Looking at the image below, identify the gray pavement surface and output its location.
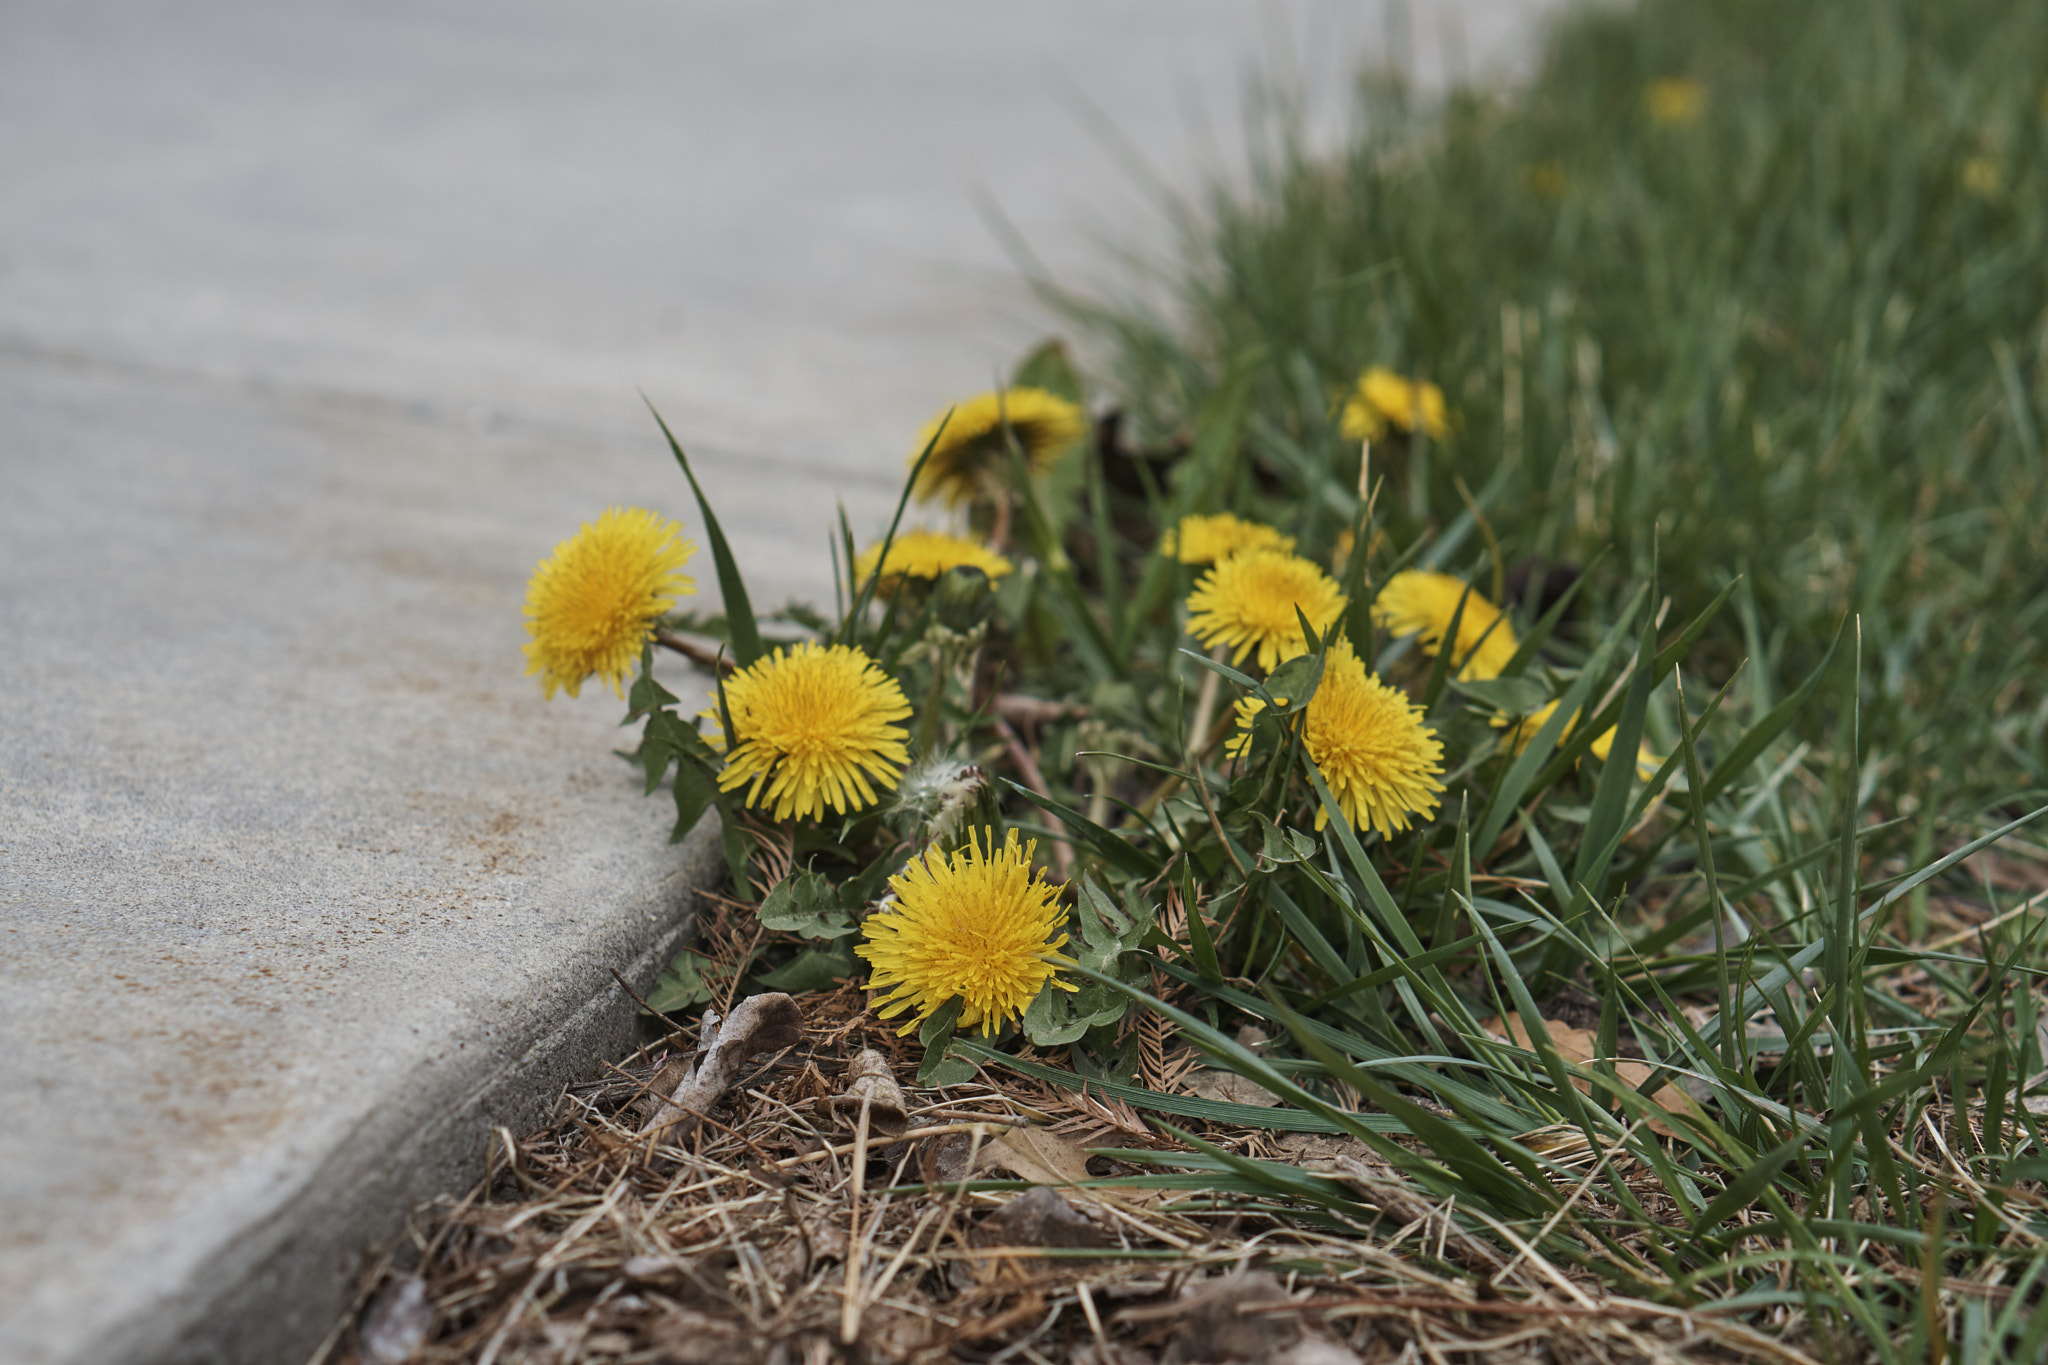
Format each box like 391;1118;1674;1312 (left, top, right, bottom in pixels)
0;3;1559;1361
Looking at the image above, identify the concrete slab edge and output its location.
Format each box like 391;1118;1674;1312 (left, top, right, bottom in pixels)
98;817;726;1365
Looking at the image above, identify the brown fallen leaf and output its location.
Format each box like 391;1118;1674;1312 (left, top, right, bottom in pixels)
1479;1012;1703;1139
638;992;804;1140
1183;1067;1283;1108
977;1124;1165;1211
821;1047;909;1136
976;1185;1106;1249
1272;1131;1376;1165
982;1123;1095;1186
1118;1271;1298;1362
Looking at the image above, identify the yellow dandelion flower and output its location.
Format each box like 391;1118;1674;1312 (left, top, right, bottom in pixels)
1186;549;1347;673
857;829;1077;1036
1962;156;2002;199
1226;638;1443;835
716;641;913;821
1160;512;1297;565
1338;367;1450;443
1372;570;1518;682
908;387;1088;507
522;507;696;699
1330;525;1387;577
1526;158;1568;200
1492;700;1660;780
852;530;1013;592
1644;77;1706;126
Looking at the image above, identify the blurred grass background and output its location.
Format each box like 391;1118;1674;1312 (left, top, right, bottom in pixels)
1076;0;2048;842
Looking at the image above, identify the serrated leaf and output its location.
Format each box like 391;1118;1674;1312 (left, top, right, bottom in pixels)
1260;822;1318;865
919;996;964;1047
1023;980;1126;1046
646;948;715;1013
755;870;855;939
625;641;681;722
1261;650;1326;714
920;1053;980;1088
754;945;855;992
669;756;718;843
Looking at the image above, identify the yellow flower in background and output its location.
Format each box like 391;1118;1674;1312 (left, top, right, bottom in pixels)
858;829;1076;1036
1338;367;1450;443
522;507;696;699
908;387;1088;507
1227;638;1443;836
852;530;1013;591
1330;525;1387;577
1186;549;1347;673
716;642;912;821
1492;700;1660;780
1644;77;1706;126
1161;512;1296;565
1526;158;1568;200
1372;570;1518;681
1962;156;2002;199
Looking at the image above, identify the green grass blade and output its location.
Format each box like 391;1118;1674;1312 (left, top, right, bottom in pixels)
644;400;764;668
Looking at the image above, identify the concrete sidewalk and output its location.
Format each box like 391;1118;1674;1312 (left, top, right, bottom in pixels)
0;3;1554;1361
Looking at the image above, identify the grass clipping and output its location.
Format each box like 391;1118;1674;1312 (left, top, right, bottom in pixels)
325;983;1820;1365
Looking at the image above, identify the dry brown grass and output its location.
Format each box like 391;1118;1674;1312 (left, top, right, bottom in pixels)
319;982;1819;1365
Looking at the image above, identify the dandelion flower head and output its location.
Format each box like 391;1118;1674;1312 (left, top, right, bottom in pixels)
1493;700;1660;780
1339;367;1449;443
857;828;1076;1036
1227;638;1444;836
1372;570;1518;682
522;507;696;699
1962;156;2001;199
1160;512;1296;565
1644;77;1706;126
1526;159;1568;200
852;530;1013;593
908;387;1088;507
1186;549;1347;673
716;641;913;821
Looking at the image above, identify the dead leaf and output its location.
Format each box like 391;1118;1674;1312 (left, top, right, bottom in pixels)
976;1125;1166;1212
357;1272;431;1365
1479;1013;1703;1139
639;992;803;1140
1184;1067;1283;1107
976;1185;1106;1249
982;1124;1096;1187
1272;1132;1376;1165
822;1047;908;1136
1118;1271;1297;1362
